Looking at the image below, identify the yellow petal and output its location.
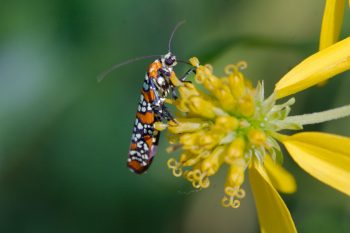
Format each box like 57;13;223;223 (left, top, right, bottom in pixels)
319;0;345;50
264;156;297;194
275;37;350;99
282;132;350;195
249;164;297;233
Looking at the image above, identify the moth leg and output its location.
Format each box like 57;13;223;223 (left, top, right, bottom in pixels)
171;87;178;100
169;68;196;100
153;104;177;124
180;67;196;82
161;105;176;122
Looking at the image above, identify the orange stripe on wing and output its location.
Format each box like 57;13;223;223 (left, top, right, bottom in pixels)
136;111;155;124
142;89;155;102
144;135;153;150
128;160;148;174
130;143;137;150
148;61;162;78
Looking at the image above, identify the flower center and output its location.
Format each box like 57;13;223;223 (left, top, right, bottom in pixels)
158;57;299;208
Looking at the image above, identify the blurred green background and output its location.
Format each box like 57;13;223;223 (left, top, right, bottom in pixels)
1;0;350;232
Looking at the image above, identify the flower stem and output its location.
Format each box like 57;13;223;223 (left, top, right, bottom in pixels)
285;104;350;125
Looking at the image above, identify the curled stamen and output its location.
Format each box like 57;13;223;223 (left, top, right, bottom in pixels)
198;172;210;188
232;199;240;208
167;158;178;169
185;168;201;181
204;64;213;72
167;158;183;177
173;167;183;177
185;169;210;189
192;179;201;189
185;170;195;182
237;61;248;70
221;196;241;208
236;188;246;199
224;64;238;75
192;169;202;180
225;186;238;197
224;186;246;201
221;196;231;207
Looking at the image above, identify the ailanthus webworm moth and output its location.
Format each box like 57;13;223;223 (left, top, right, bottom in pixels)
98;21;195;174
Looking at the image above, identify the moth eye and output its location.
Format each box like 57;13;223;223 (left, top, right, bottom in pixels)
165;57;174;66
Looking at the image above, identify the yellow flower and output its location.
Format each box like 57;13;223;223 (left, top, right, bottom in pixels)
319;0;345;50
275;36;350;98
318;0;345;86
158;48;350;233
153;3;350;232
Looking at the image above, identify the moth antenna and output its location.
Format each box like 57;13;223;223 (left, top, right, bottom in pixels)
168;20;186;52
177;59;192;66
97;55;161;82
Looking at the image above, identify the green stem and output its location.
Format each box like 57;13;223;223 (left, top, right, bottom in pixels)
285;104;350;125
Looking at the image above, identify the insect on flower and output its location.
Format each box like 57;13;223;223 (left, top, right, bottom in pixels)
98;21;195;174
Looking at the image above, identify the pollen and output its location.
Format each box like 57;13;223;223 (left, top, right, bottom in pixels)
166;57;298;208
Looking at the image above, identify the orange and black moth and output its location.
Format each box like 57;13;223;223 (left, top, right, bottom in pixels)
127;52;191;173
